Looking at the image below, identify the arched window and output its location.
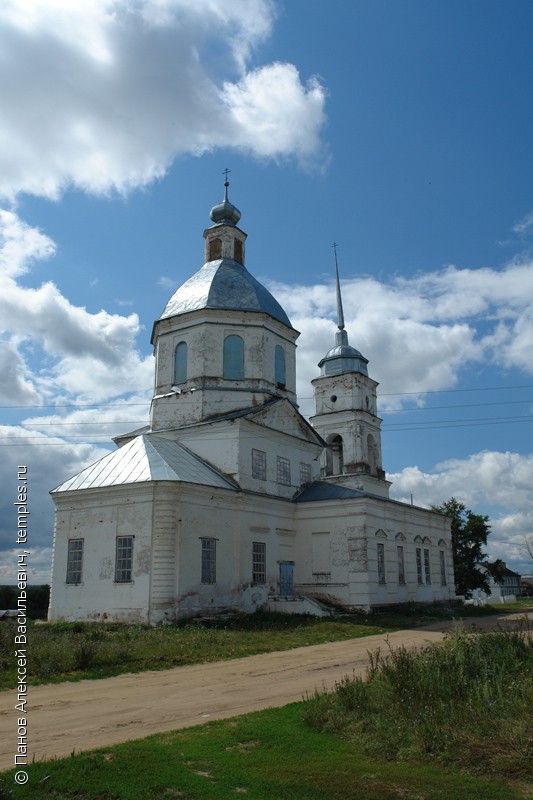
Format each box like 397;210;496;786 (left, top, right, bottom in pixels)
174;341;187;384
324;434;343;476
223;335;244;379
367;433;377;474
275;345;286;388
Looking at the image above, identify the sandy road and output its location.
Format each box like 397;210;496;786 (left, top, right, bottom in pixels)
0;611;528;771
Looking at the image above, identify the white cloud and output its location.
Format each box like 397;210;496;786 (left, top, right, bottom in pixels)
0;211;154;403
270;258;533;416
0;209;55;277
0;425;111;560
0;341;41;405
0;0;326;201
388;451;533;572
512;210;533;235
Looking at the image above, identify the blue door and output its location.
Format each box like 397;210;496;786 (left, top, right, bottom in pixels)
279;562;294;597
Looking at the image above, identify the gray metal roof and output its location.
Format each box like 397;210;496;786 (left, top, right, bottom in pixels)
294;481;366;502
160;259;293;328
318;329;368;377
52;435;237;493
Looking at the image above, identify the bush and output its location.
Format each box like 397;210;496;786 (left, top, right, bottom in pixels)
303;623;533;778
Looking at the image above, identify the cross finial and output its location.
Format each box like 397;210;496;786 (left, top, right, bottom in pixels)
222;168;231;201
332;242;345;331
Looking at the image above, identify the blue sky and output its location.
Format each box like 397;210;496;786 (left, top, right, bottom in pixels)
1;0;532;583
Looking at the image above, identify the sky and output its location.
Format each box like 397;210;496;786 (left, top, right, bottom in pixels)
1;0;533;584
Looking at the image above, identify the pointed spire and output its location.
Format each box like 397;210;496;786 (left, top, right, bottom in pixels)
316;243;369;377
333;243;345;331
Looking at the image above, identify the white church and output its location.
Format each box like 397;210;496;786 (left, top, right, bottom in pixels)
48;182;455;623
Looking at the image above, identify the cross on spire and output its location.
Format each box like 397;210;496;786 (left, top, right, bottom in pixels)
222;168;231;201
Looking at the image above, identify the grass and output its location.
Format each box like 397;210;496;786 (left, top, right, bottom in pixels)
0;612;391;689
0;603;514;690
303;623;533;781
0;702;528;800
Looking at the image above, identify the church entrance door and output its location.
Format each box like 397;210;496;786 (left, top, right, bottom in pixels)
279;562;294;597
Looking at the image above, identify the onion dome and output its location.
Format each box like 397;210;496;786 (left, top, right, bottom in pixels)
209;179;241;226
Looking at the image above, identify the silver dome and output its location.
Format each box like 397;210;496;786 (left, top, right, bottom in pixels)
160;259;293;328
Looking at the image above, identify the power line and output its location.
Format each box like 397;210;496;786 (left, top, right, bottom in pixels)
1;383;533;410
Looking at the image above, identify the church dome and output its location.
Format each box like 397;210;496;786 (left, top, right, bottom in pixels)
160;259;293;328
159;179;293;329
319;332;369;377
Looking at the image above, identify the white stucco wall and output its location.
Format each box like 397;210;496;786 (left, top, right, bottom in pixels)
49;486;155;623
295;496;454;610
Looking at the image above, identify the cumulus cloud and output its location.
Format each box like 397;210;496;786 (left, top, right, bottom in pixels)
0;424;111;559
388;451;533;572
0;211;154;403
0;0;326;200
270;258;533;415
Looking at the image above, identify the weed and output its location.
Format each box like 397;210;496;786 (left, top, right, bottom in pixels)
303;623;533;779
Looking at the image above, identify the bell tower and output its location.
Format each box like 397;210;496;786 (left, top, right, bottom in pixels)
310;254;390;498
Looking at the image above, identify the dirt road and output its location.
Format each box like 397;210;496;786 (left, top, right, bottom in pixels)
0;611;528;771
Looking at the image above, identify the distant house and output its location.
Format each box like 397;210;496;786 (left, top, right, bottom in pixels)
48;184;455;624
474;561;521;602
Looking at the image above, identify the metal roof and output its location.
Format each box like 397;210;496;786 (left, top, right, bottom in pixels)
52;435;237;493
160;259;293;328
294;481;366;502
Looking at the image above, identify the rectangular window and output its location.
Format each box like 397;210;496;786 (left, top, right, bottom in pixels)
397;545;405;585
416;547;423;585
252;541;266;584
201;537;216;584
299;462;311;486
252;449;267;480
377;542;386;584
424;548;431;584
115;536;134;583
66;538;84;584
276;456;291;486
440;550;447;585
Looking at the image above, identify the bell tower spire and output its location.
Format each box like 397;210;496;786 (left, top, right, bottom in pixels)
333;243;345;331
310;248;390;497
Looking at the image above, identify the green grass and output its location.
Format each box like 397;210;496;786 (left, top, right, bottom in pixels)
303;623;533;781
0;604;513;690
0;612;391;689
0;703;528;800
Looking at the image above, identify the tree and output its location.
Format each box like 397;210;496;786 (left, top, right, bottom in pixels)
523;534;533;562
432;497;491;597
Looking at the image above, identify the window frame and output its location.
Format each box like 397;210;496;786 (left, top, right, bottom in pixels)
201;537;217;584
252;541;266;584
397;544;406;585
439;550;447;586
252;448;267;481
416;547;423;585
299;462;311;486
424;548;431;585
174;341;187;385
377;542;386;585
66;538;84;585
223;334;244;380
275;344;286;388
276;455;291;486
115;536;134;583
